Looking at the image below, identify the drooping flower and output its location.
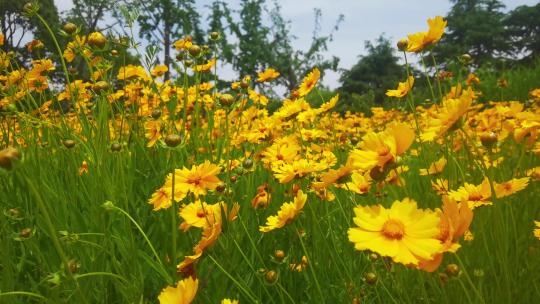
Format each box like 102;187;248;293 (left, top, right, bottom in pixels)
257;68;280;82
406;16;447;53
260;190;307;232
145;120;162;147
418;196;473;272
297;67;320;97
158;276;198;304
348;198;442;266
386;76;414;98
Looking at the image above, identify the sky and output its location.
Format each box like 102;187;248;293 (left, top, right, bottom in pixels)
53;0;538;89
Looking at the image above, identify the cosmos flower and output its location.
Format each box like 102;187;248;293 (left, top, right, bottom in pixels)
260;190;307;232
406;16;447;53
158;276;198;304
348;198;442;266
386;76;414;98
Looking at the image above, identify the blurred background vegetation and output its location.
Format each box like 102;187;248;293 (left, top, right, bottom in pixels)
2;0;539;113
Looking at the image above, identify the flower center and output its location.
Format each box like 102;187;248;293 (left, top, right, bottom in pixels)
377;146;390;156
469;194;482;201
381;219;405;240
188;176;202;185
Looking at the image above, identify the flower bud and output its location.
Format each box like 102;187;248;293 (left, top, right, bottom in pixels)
63;22;77;34
88;32;107;48
110;143;122;152
265;270;278;284
63;139;76;149
445;263;459;277
220;94;235;107
164;134;182;147
480;132;497;147
274;250;285;262
20;227;33;238
243;158;253;169
188;45;201;57
397;39;408;51
364;272;377;285
210;32;220;40
151;109;162;119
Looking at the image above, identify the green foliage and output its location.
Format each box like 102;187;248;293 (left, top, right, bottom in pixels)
338;35;406;109
504;3;540;63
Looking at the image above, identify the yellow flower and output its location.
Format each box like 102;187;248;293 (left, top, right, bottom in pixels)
257;68;280;82
419;157;447;176
158;277;198;304
145;120;162;147
431;178;449;195
179;200;223;231
260;190;307;232
386;76;414;98
118;64;150;81
349;122;415;172
418;196;473;272
0;33;4;46
78;160;89;176
406;16;446;53
252;183;271;209
221;299;239;304
338;171;371;195
534;221;540;240
494;177;529;198
151;65;168;77
448;178;492;209
173;161;222;197
348;198;442;266
173;36;193;51
421;94;473;142
193;58;216;73
297;67;320;97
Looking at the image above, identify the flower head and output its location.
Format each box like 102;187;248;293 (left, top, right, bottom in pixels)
348;198;442;266
260;190;307;232
386;76;414;98
406;16;446;53
174;161;222;197
158;277;198;304
257;68;280;82
297;68;320;97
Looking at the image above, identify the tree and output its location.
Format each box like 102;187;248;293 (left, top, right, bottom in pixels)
221;0;342;94
504;3;540;63
339;35;406;103
135;0;204;80
433;0;508;67
1;0;60;60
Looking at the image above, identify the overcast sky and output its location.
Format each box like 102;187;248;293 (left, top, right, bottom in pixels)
53;0;538;89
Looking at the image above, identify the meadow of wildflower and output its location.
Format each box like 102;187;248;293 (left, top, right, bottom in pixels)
1;4;540;304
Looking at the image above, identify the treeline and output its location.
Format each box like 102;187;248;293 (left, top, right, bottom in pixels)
2;0;539;112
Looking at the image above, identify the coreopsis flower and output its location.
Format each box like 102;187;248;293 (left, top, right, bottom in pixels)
145;120;162;147
494;177;529;198
526;167;540;180
173;36;193;51
177;222;223;275
179;200;223;231
529;88;540;101
338;171;371;195
534;221;540;240
348;122;415;173
431;179;449;195
259;190;307;232
63;35;86;62
173;161;222;197
117;65;150;81
78;160;89;176
289;255;308;272
421;93;473;142
148;186;173;211
252;184;272;209
386;76;414;98
448;178;492;209
271;159;326;184
419;157;447;176
193;58;216;73
158;276;198;304
419;196;473;272
312;162;355;191
257;68;280;82
221;299;239;304
466;73;480;86
151;65;168;77
406;16;447;53
348;198;442;266
297;67;320;97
